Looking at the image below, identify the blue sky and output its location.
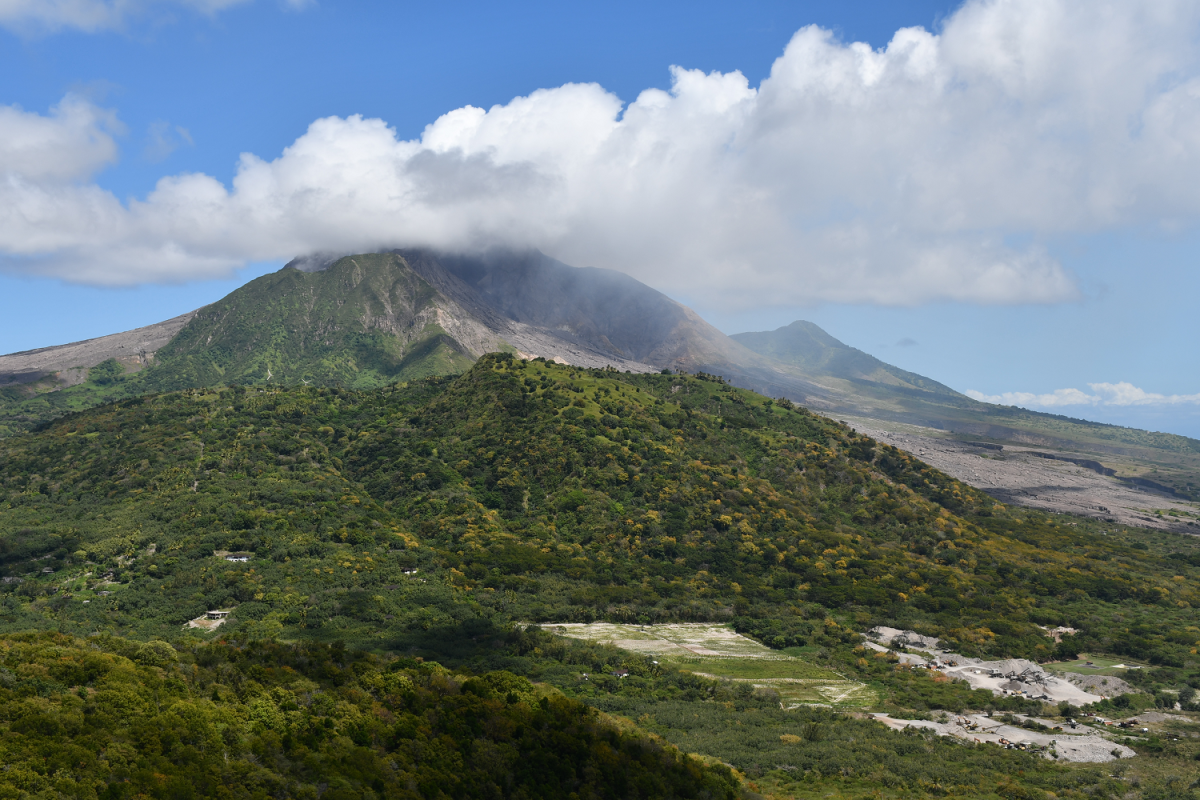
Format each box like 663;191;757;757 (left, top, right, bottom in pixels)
2;0;1199;437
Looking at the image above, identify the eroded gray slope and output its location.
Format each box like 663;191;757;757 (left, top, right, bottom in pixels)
0;312;197;389
398;249;834;400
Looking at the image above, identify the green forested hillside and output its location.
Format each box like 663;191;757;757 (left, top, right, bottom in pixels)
2;356;1196;660
148;254;478;391
1;356;1199;797
0;632;740;800
0;630;1169;800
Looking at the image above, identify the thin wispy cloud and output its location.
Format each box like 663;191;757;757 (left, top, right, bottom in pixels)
967;382;1200;409
2;0;1200;308
0;0;261;34
0;0;311;34
142;120;193;163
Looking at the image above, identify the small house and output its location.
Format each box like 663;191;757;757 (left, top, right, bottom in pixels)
206;610;230;620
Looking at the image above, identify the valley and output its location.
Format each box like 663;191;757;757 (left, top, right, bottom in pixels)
0;356;1197;796
1;254;1199;797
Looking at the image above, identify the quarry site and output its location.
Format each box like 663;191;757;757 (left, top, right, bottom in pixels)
866;627;1134;705
862;627;1175;762
541;622;1163;763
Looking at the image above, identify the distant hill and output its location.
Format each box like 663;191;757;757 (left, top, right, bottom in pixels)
732;320;1200;499
731;320;960;397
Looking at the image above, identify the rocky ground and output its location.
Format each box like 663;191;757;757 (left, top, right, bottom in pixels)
870;712;1135;762
0;312;196;388
867;627;1112;705
864;626;1152;762
849;420;1199;532
1066;673;1139;696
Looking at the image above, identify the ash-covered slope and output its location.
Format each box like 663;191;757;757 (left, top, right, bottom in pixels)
733;320;1200;499
398;248;837;403
0;312;196;391
404;248;736;366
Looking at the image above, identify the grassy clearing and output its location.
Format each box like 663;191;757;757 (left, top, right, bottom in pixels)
1046;653;1147;676
676;656;839;681
545;622;877;709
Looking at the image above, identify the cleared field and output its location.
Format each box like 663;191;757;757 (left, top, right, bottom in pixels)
542;622;875;709
1046;653;1146;676
681;656;836;680
543;621;789;659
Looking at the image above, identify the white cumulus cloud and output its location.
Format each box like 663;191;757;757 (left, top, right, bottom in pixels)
4;0;1200;305
0;94;122;181
967;382;1200;408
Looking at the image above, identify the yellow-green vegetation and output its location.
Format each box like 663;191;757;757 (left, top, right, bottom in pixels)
1;355;1198;668
1;354;1200;796
0;631;740;799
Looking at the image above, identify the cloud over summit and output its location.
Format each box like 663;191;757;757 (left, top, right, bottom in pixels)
4;0;1200;306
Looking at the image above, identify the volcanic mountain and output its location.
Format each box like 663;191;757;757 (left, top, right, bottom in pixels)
2;248;1198;500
